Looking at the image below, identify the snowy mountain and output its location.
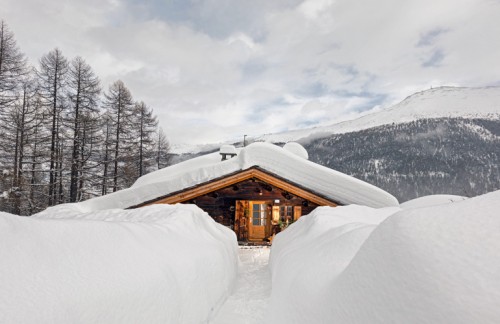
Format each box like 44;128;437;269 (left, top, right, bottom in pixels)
256;86;500;144
172;86;500;154
171;86;500;201
306;118;500;201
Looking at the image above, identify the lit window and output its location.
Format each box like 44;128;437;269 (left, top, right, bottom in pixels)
279;206;294;224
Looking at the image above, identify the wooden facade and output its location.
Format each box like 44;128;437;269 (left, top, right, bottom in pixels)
134;167;338;242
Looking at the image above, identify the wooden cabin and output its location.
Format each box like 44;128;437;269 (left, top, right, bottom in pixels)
135;166;337;242
72;142;398;244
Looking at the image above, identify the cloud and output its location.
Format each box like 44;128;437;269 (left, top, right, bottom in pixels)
417;28;450;47
422;49;446;68
1;0;500;146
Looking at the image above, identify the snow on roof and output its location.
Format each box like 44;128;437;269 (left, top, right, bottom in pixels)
39;142;398;215
283;142;309;159
219;144;237;155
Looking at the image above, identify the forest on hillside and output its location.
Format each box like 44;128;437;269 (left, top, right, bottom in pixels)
306;118;500;202
0;20;171;215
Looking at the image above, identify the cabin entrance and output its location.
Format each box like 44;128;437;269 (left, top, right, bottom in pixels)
248;201;271;241
235;200;272;242
234;199;305;243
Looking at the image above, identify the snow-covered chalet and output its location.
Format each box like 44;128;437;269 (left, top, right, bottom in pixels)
62;142;399;243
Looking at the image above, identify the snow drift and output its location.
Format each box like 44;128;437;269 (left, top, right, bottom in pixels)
268;205;398;323
400;194;468;209
269;191;500;323
0;204;238;324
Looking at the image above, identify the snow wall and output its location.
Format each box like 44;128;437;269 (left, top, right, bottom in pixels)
0;204;238;324
269;191;500;324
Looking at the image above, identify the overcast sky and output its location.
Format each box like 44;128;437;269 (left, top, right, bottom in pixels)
2;0;500;147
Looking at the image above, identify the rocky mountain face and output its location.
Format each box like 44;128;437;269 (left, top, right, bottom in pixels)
304;117;500;202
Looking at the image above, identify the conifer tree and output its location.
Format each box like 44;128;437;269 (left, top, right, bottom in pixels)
37;48;68;205
103;80;134;192
132;101;158;177
156;127;171;170
0;20;28;213
0;20;172;214
100;113;112;195
66;56;101;202
0;20;26;110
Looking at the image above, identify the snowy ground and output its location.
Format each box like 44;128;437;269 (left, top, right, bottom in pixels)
211;247;271;324
2;191;500;323
0;204;238;324
269;191;500;324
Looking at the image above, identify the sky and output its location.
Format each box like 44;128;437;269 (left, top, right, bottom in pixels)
1;0;500;148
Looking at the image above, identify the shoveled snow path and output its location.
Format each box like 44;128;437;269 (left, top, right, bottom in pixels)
211;246;271;324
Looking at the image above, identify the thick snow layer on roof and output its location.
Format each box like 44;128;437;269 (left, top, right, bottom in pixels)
38;142;397;216
269;190;500;323
220;144;237;155
283;142;309;159
2;204;238;323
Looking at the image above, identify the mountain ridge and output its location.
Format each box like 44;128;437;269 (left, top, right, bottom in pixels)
257;86;500;145
305;117;500;201
172;86;500;154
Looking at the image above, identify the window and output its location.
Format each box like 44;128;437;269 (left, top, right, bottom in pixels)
252;203;267;226
279;206;294;224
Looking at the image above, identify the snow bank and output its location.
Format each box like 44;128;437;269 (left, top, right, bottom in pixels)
400;194;468;209
1;204;238;324
268;205;399;323
268;191;500;323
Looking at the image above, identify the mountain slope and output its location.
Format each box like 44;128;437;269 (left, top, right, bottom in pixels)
305;118;500;201
256;86;500;144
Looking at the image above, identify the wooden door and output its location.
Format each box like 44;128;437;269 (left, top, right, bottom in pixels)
248;201;271;241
